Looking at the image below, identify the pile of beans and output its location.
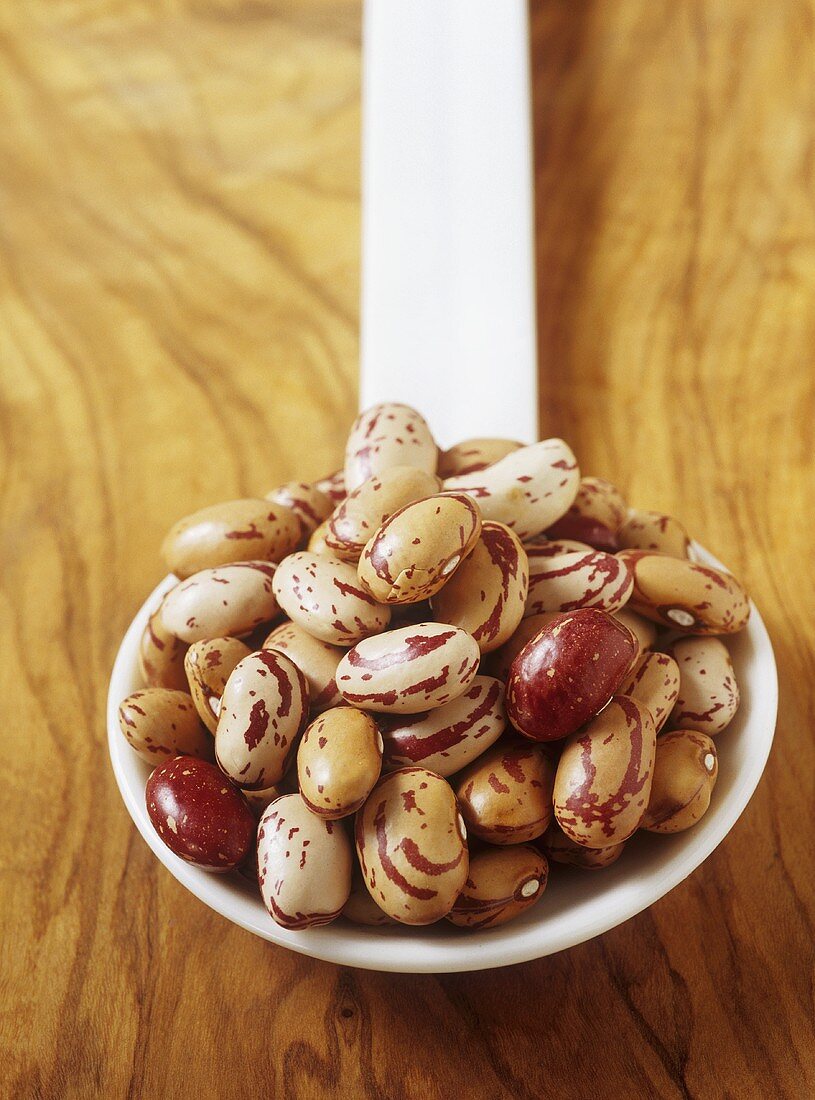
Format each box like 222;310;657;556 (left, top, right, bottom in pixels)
119;402;749;932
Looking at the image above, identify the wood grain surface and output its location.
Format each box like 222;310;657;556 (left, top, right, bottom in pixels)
1;2;813;1097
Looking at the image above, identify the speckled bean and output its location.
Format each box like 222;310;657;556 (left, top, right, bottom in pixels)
215;650;309;789
297;706;383;818
617;550;750;634
641;730;718;833
337;623;480;714
442;438;580;540
455;742;554;845
437;437;523;479
161;499;301;579
342;865;395;925
258;793;352;928
667;636;740;735
183;637;252;733
430;521;528;653
242;784;286;816
314;469;347;506
525;549;633;616
506;608;637;741
554;696;656;848
524;539;594;558
139;605;189;691
540;821;626;870
355;767;468;925
118;688;212;767
160;561;279;643
485;612;563;682
326;466;442;562
612;606;658;658
546;476;627;552
344;403;437;492
262;620;345;713
357;492;482;604
265;481;333;541
619;651;680;733
617;510;690;559
379;675;506;776
307;519;334;555
272;551;391;645
447;845;548;929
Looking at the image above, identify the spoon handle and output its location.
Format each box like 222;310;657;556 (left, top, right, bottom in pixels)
360;0;538;446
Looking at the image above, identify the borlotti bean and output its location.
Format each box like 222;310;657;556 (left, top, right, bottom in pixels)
336;623;480;714
667;636;740;736
265;481;333;542
437;437;523;479
146;756;255;871
641;730;718;833
118;689;212;767
131;401;753;937
326;466;442;562
215;650;309;790
524;549;634;617
612;606;658;658
442;438;580;541
379;675;506;776
297;707;383;819
430;522;528;653
540;821;626;870
139;606;189;690
447;845;548;929
272;551;391;645
355;767;468;925
617;550;750;634
506;608;637;741
258;794;352;928
619;651;680;733
455;742;555;845
546;477;627;552
357;492;482;604
161;561;279;643
617;509;690;559
345;403;437;492
184;637;252;733
262;621;344;713
162;499;301;579
554;696;656;848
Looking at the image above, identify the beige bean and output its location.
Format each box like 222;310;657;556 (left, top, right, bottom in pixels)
668;636;740;735
326;466;442;562
272;551;391;646
617;550;750;634
447;845;548;929
258;794;352;928
355;767;468;925
314;468;347;506
541;821;625;870
455;742;555;845
358;492;482;604
297;707;383;819
437;437;523;479
139;606;189;691
612;606;658;658
345;402;437;492
215;650;309;789
307;519;334;555
242;784;286;816
442;438;580;540
430;521;528;653
160;561;279;643
642;730;718;833
263;620;345;713
118;688;211;768
336;622;480;714
524;539;594;557
525;549;634;616
485;611;563;681
342;865;396;926
265;481;333;541
618;509;690;558
546;476;627;551
379;676;507;776
619;651;680;733
554;696;656;848
184;637;252;733
161;498;301;579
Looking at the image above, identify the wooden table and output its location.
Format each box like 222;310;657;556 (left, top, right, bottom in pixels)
2;2;813;1096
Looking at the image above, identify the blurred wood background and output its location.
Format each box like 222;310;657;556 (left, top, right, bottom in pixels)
1;1;813;1097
